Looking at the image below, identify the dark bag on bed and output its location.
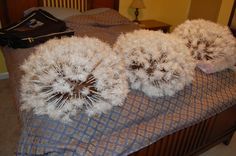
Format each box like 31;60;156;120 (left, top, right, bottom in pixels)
0;9;74;48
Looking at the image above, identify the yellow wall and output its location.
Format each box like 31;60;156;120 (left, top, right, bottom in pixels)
0;19;7;73
188;0;222;22
120;0;234;27
0;49;7;73
217;0;235;25
120;0;191;27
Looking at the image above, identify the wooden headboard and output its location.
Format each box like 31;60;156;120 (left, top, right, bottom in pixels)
1;0;119;26
38;0;119;11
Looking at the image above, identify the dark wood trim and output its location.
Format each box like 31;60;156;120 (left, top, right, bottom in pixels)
90;0;119;11
4;0;38;24
223;132;235;145
0;0;9;27
228;0;236;26
228;0;236;36
38;0;43;6
37;0;119;11
114;0;119;11
87;0;93;10
139;20;171;32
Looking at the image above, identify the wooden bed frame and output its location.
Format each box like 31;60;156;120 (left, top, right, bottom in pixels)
1;0;236;155
0;0;119;25
130;105;236;156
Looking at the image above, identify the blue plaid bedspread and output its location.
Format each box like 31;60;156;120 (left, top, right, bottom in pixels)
16;69;236;156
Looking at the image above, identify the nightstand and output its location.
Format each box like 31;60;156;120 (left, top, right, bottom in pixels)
138;20;171;33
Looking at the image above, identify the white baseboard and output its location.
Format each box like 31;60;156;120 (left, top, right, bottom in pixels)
0;72;9;80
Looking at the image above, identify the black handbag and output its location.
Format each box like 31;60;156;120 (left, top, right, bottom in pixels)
0;9;74;48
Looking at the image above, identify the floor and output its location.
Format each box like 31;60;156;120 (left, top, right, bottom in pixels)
0;79;20;156
0;79;235;156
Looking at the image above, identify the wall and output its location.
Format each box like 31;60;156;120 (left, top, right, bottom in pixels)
217;0;235;25
0;49;7;73
7;0;38;23
0;1;7;74
188;0;222;22
119;0;191;27
0;19;7;73
120;0;235;27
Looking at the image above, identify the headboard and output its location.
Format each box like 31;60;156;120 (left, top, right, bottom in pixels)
38;0;119;12
1;0;119;26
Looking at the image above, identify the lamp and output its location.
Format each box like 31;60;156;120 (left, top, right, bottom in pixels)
130;0;145;23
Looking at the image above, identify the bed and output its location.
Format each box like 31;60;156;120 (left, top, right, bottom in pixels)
1;0;236;155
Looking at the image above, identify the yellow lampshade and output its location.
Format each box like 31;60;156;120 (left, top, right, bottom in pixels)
130;0;145;9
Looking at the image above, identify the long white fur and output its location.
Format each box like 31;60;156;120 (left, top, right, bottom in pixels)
114;30;196;98
172;19;236;73
20;36;129;122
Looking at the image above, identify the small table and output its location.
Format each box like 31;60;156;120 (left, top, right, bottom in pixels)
138;20;171;33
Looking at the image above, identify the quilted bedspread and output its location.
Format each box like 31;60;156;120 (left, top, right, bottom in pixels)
2;9;236;156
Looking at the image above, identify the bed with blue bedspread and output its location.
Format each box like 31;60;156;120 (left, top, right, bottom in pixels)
3;9;236;156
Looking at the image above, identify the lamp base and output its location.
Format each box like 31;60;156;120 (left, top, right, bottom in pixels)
134;8;140;23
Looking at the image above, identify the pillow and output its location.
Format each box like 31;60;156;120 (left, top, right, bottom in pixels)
172;19;236;73
197;58;235;74
114;30;196;98
24;7;81;20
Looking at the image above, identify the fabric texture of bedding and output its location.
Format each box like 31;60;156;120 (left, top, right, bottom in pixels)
65;9;137;45
16;69;236;156
82;8;111;15
2;9;236;156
